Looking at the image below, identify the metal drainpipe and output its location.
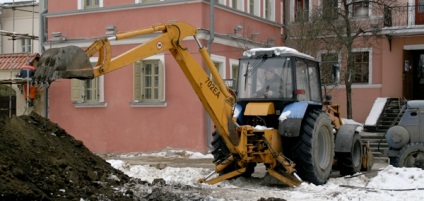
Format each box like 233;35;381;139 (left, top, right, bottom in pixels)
39;0;48;118
206;0;215;150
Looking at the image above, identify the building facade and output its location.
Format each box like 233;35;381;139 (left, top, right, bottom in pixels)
285;0;424;123
3;0;424;154
43;0;285;153
0;1;41;117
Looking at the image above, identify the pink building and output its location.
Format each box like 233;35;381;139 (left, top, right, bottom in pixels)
43;0;285;153
286;0;424;124
20;0;423;154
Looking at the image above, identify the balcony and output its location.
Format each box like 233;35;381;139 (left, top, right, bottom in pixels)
383;4;424;35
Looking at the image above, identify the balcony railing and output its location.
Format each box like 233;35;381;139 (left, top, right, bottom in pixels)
383;4;424;29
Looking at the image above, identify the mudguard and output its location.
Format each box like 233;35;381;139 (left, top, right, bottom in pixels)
334;124;360;152
278;102;309;137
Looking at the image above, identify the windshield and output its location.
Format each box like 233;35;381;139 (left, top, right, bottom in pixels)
238;57;293;99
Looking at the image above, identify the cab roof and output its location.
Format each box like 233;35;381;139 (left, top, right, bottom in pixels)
242;47;316;61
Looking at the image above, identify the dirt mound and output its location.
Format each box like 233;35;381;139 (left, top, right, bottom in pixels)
0;112;284;201
0;112;133;200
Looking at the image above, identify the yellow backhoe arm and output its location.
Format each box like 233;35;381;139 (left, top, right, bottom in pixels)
35;21;240;155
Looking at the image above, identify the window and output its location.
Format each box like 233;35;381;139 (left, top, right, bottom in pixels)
211;54;226;78
216;0;225;5
71;59;105;106
230;0;244;11
248;0;259;16
139;0;167;4
71;76;105;104
231;0;238;9
20;39;32;53
227;59;239;90
133;59;165;103
295;0;309;22
264;0;275;20
85;0;99;8
352;0;369;17
295;60;321;101
296;60;310;101
249;0;254;14
320;53;339;84
78;0;102;9
322;0;338;19
212;61;224;83
383;4;392;27
308;62;321;102
351;51;369;83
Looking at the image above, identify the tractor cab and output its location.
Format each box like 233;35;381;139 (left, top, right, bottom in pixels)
237;47;322;103
234;47;324;130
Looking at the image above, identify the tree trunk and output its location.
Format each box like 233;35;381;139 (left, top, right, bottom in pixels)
345;45;353;119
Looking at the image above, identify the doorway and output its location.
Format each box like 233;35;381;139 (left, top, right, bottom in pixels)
0;85;16;117
403;50;424;100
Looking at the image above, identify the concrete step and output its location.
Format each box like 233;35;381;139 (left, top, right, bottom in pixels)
361;132;389;163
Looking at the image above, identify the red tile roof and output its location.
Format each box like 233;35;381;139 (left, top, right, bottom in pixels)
0;53;40;70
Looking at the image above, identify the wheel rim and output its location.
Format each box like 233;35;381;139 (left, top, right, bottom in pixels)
317;125;332;169
352;140;361;167
404;151;424;168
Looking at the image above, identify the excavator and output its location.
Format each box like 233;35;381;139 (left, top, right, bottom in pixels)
32;21;374;187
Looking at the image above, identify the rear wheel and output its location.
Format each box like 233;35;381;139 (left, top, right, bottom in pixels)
336;133;363;176
211;131;256;178
398;142;424;169
289;110;334;185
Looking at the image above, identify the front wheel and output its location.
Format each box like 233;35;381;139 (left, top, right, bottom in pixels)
398;142;424;169
290;110;334;185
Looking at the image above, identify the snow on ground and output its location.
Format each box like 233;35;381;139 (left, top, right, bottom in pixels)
108;150;424;201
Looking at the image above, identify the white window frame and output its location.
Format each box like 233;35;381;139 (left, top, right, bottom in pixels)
317;50;341;85
248;0;260;17
290;0;311;22
218;0;226;5
71;77;105;105
229;59;239;90
263;0;275;21
230;0;244;11
71;57;105;107
280;1;284;28
211;54;226;78
229;59;239;80
132;54;166;107
351;0;370;18
351;48;372;85
318;0;340;19
78;0;103;10
20;38;32;53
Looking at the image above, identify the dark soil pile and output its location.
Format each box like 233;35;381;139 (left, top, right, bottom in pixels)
0;112;134;201
0;112;283;201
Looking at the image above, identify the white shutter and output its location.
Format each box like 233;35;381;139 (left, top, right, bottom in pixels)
71;79;83;102
133;62;142;101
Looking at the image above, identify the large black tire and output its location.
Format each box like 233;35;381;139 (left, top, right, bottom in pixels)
210;131;255;178
398;142;424;169
289;110;334;185
336;133;363;176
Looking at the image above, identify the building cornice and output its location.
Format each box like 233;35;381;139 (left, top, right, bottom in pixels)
44;0;202;18
382;26;424;37
43;29;266;51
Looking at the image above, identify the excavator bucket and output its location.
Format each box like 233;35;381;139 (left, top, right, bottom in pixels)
33;46;94;84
